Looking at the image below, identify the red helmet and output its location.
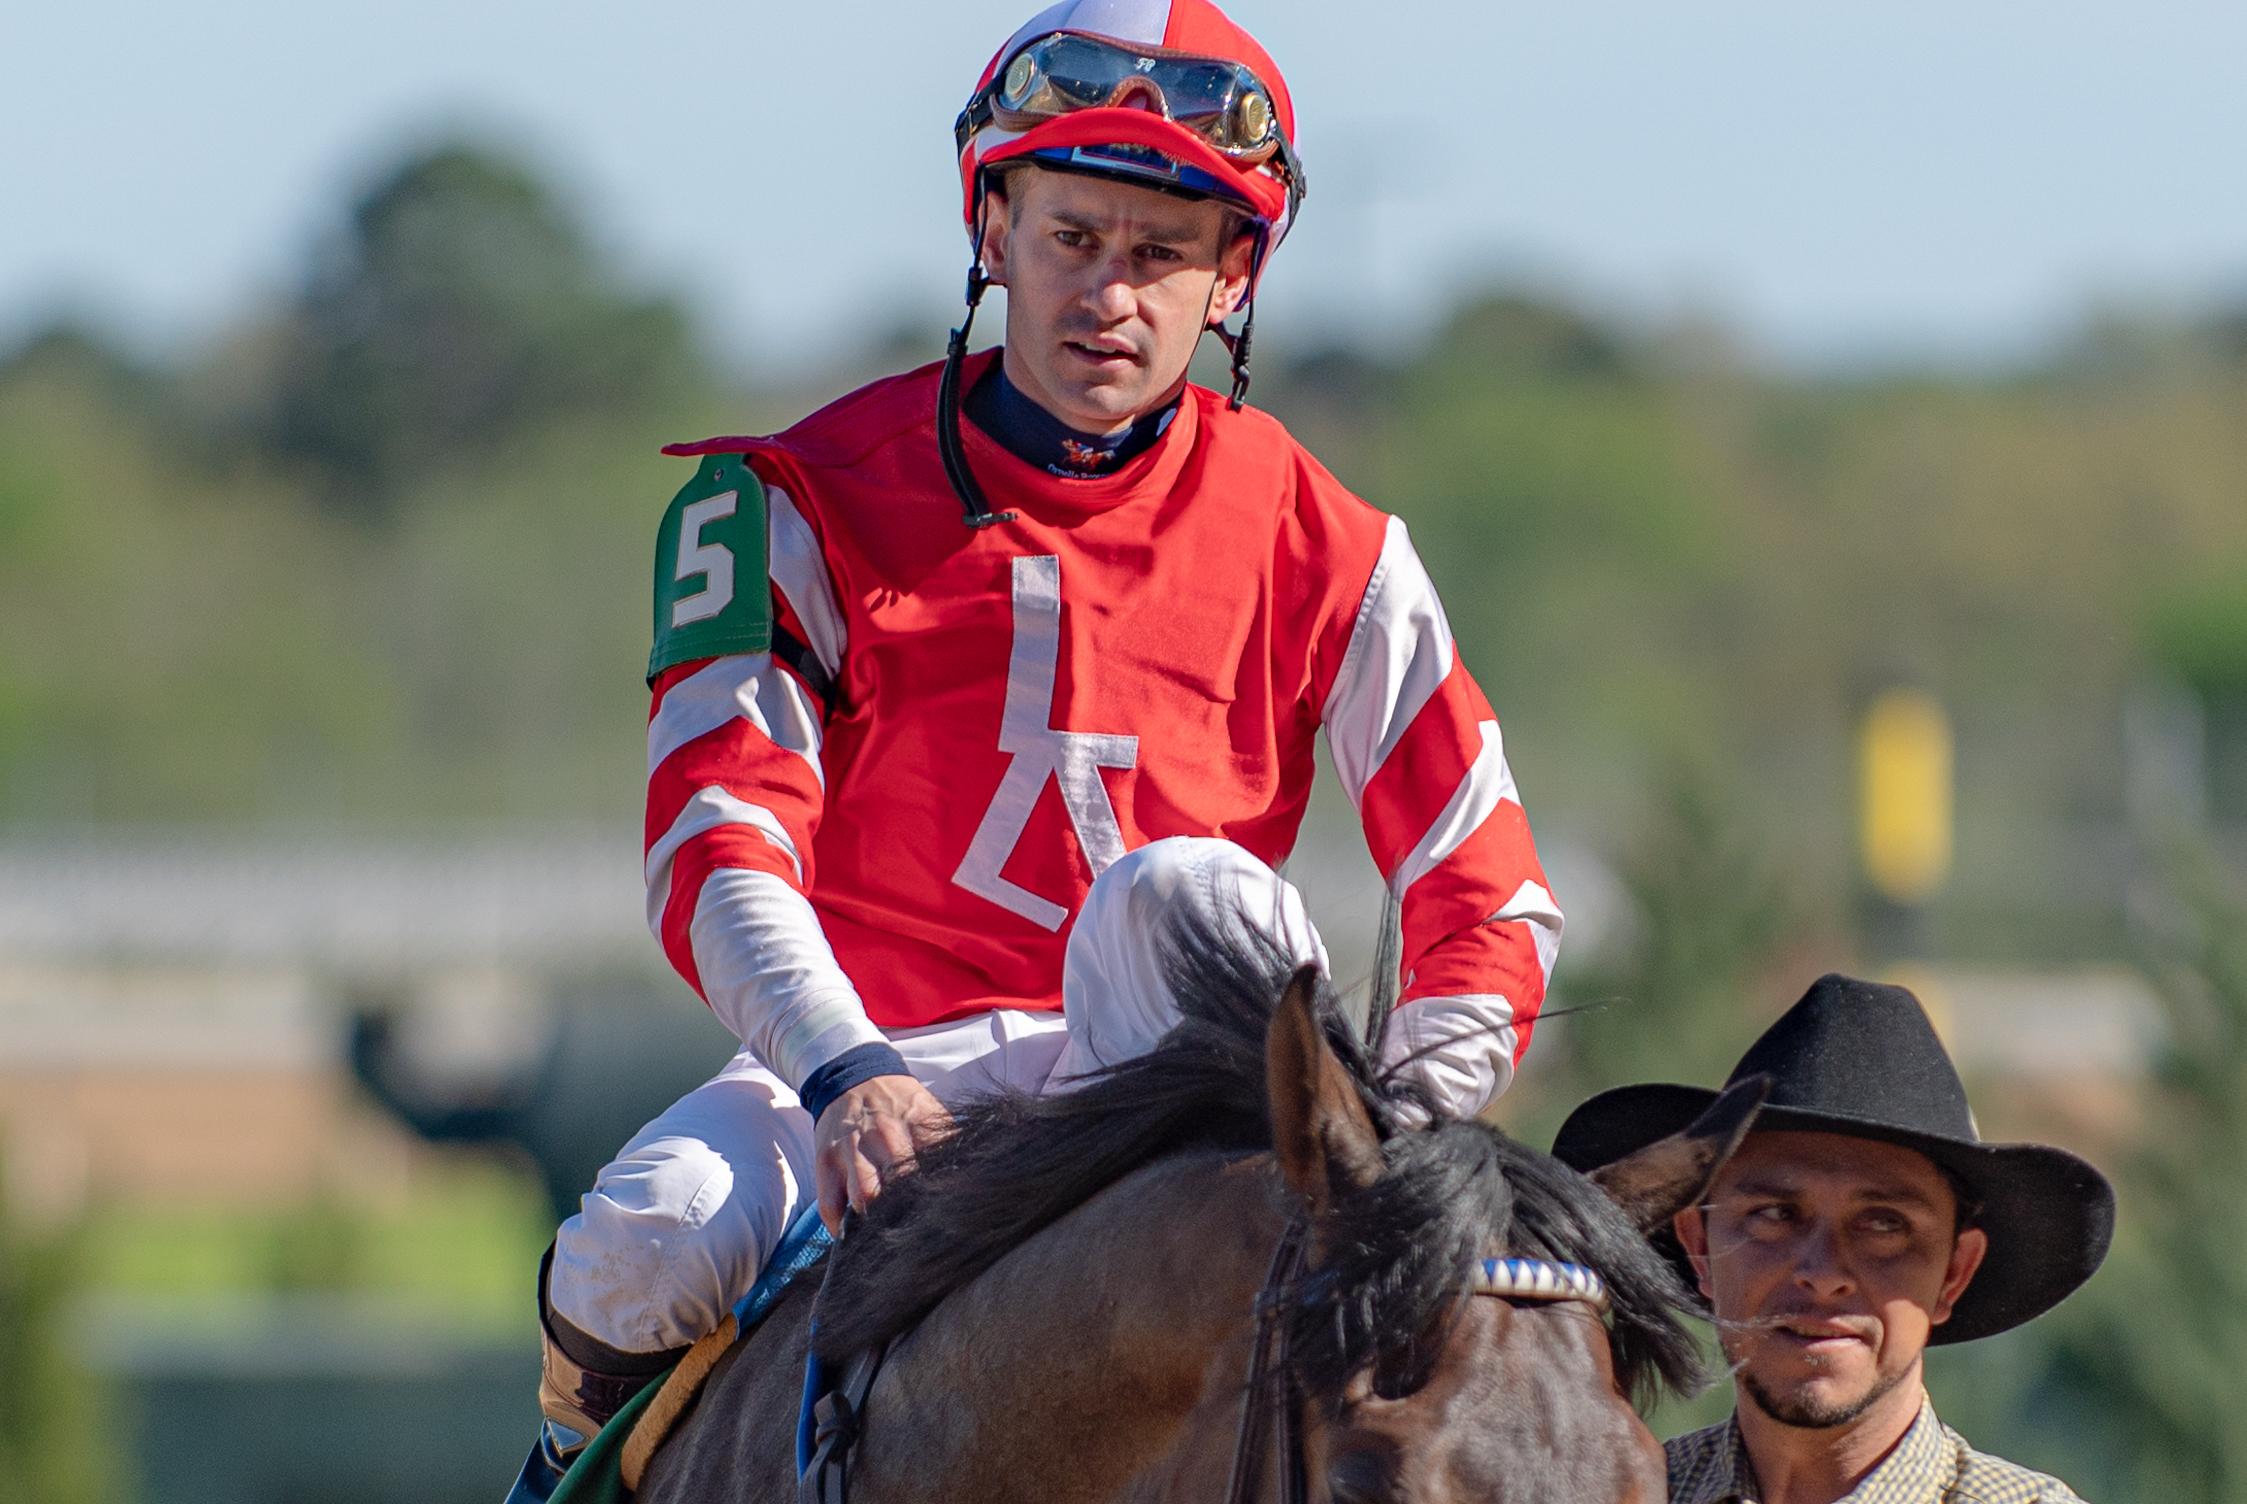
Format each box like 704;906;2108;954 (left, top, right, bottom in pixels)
955;0;1306;261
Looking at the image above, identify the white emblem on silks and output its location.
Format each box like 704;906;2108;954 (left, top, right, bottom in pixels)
952;555;1139;930
670;492;739;626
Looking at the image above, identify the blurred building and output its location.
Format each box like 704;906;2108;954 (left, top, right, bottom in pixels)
0;831;645;1218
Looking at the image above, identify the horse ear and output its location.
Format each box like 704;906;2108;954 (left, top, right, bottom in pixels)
1590;1076;1769;1234
1267;965;1383;1213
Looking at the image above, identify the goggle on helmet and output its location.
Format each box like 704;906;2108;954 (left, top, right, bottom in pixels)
991;35;1282;159
955;0;1306;264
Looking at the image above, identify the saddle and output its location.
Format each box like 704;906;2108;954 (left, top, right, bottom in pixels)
546;1203;835;1503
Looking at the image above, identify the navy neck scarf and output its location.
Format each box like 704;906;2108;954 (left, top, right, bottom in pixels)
964;358;1180;478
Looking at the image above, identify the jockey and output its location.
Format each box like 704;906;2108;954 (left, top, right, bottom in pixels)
507;1;1563;1495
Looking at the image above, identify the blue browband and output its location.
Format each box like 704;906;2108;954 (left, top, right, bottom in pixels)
1471;1258;1610;1311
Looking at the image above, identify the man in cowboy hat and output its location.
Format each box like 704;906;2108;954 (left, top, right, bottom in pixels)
1554;973;2114;1504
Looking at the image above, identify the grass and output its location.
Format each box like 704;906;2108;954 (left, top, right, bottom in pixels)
77;1159;549;1333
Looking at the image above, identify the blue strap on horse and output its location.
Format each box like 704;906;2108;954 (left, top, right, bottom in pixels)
741;1200;863;1485
797;1333;826;1479
796;1210;894;1504
798;1338;889;1504
742;1200;834;1334
716;1200;836;1478
733;1201;859;1491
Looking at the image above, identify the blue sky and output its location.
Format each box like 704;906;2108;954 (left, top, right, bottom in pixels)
5;0;2244;369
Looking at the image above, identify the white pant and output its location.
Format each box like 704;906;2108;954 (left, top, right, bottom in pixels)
548;836;1327;1355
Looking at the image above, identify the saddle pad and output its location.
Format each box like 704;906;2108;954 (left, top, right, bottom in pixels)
546;1375;664;1504
551;1204;833;1502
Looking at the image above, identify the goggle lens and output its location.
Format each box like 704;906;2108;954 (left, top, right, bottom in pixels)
989;33;1283;159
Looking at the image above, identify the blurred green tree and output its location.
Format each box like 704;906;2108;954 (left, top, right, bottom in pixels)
1544;762;1802;1101
2146;561;2247;704
267;144;699;511
0;1171;115;1504
2024;855;2247;1500
1428;291;1636;382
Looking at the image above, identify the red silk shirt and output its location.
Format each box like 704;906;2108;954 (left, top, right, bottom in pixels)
643;350;1560;1112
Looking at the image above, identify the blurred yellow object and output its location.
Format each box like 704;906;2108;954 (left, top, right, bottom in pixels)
1859;688;1955;905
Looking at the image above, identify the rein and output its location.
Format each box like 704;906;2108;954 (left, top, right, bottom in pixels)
1223;1222;1613;1504
1222;1218;1311;1504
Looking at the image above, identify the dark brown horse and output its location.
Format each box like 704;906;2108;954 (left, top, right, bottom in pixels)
639;923;1756;1502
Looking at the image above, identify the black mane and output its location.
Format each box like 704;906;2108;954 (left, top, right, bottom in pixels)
1281;1101;1708;1408
812;913;1705;1405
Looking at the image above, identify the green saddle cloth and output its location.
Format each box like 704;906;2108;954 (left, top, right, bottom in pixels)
547;1366;672;1504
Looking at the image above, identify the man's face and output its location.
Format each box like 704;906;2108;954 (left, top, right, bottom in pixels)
1673;1131;1989;1430
980;166;1253;434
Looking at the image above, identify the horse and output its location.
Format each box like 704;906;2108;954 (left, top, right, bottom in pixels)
635;918;1760;1502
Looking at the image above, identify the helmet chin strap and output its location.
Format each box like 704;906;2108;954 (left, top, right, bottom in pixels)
939;174;1017;530
1211;226;1269;411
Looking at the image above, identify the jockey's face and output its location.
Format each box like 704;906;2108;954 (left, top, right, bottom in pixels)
1673;1132;1989;1433
980;165;1253;435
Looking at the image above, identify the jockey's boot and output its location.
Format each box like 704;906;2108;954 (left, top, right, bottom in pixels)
501;1251;682;1501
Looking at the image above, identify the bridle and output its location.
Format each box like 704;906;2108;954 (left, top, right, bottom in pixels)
1221;1218;1613;1504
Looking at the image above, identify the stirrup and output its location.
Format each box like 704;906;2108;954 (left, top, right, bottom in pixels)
502;1419;586;1504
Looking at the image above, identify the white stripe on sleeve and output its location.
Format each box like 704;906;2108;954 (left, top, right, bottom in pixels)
645;787;804;935
1323;516;1457;806
1380;993;1519;1120
1387;720;1516;895
767;486;845;678
647;654;824;787
690;867;885;1090
1491;879;1564;982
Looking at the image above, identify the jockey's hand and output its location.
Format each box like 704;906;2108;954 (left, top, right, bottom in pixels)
812;1074;951;1236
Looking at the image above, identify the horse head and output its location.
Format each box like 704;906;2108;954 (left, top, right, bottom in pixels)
1265;966;1764;1504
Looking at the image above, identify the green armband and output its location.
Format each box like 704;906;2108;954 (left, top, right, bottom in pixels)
648;453;772;680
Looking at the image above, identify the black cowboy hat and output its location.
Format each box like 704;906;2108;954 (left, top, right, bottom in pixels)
1552;972;2115;1344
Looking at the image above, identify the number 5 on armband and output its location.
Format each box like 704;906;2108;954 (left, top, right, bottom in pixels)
649;453;773;681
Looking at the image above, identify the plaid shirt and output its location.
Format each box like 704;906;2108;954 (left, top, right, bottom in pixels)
1665;1398;2088;1504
